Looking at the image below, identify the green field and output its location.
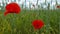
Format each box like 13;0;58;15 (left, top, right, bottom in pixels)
0;9;60;34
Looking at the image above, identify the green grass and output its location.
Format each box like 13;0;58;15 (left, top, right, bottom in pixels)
0;9;59;34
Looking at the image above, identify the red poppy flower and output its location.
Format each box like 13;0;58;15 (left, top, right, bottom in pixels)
4;2;21;16
56;5;60;8
32;20;44;30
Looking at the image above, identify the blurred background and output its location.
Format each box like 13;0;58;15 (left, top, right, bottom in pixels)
0;0;60;10
0;0;60;34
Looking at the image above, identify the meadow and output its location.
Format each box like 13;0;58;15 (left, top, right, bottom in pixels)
0;9;60;34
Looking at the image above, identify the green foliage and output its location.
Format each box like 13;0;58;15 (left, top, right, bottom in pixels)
0;10;59;34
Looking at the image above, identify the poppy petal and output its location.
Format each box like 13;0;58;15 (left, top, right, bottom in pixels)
4;2;21;16
32;20;44;30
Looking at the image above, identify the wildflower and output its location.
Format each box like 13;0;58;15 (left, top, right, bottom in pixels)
56;5;60;8
4;2;21;16
32;20;44;30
